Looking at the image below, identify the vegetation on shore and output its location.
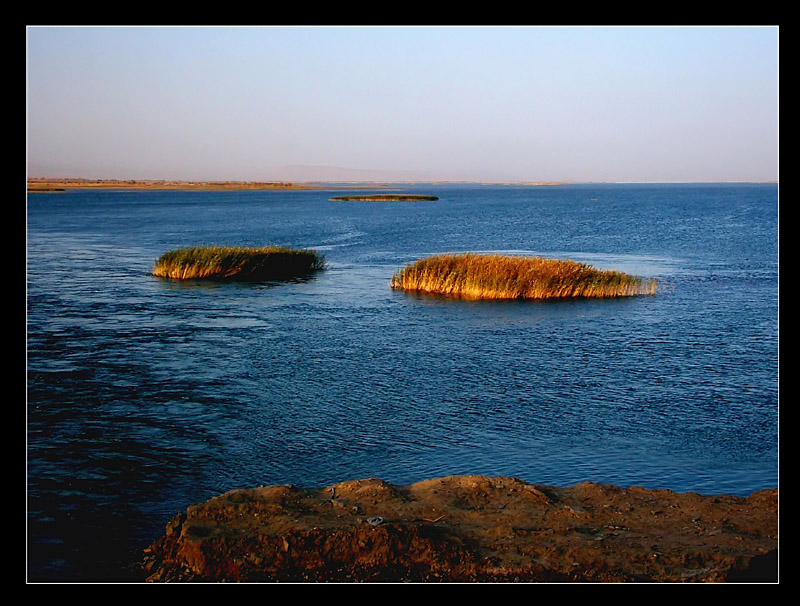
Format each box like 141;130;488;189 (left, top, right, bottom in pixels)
152;245;325;281
26;187;65;193
391;253;658;300
330;194;439;201
27;178;307;191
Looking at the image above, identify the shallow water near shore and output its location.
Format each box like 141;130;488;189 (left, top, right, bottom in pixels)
26;183;778;581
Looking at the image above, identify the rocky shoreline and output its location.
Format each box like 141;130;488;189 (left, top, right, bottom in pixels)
141;475;778;583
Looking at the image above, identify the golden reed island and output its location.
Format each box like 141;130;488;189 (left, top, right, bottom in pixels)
391;253;658;300
152;246;325;281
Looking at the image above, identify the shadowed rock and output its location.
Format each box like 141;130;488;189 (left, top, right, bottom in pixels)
141;475;777;582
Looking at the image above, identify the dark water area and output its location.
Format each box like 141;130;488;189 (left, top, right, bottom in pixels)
26;183;779;581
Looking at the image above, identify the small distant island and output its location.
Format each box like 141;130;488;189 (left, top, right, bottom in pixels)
330;194;439;202
391;253;658;300
152;245;325;281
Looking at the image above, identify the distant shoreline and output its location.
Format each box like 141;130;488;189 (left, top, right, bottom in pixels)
26;177;776;193
26;178;317;192
26;178;568;193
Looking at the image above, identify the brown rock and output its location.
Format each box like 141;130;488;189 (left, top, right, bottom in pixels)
141;475;778;583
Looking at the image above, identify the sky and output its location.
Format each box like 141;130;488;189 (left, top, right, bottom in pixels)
26;26;779;183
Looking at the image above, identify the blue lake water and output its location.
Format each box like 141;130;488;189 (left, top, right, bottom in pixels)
26;183;779;581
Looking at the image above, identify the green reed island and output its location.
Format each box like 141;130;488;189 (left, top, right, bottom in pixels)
152;245;325;281
330;194;439;202
391;253;658;300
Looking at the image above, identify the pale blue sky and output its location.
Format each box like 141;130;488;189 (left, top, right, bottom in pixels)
26;26;779;183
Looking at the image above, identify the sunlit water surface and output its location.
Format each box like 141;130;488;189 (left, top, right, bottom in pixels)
27;183;778;580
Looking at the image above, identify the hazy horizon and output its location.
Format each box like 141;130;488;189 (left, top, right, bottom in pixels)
27;26;779;184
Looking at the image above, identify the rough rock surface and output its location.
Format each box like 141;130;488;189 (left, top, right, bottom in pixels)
141;475;778;583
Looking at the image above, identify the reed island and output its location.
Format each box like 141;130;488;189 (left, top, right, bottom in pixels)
330;194;439;201
391;253;658;300
152;245;325;281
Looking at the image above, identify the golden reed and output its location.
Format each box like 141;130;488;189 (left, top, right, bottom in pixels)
391;253;658;300
152;245;325;281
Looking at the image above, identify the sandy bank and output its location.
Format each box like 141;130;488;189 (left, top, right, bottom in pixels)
141;475;777;583
27;178;313;192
